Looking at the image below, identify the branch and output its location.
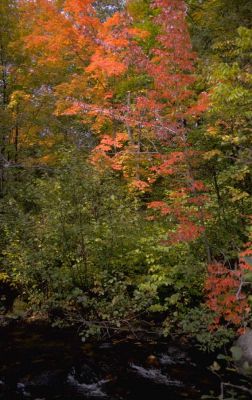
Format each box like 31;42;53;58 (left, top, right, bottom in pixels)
220;382;252;399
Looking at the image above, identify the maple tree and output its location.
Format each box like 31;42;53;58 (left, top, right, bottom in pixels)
52;0;211;251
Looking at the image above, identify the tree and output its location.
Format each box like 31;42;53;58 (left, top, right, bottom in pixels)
187;0;252;258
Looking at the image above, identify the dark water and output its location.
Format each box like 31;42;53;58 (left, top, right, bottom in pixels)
0;323;242;400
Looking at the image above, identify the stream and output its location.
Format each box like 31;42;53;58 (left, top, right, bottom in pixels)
0;322;249;400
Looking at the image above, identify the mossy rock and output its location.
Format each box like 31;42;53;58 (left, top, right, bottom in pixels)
233;330;252;376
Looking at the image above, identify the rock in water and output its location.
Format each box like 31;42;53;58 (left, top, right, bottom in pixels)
232;330;252;376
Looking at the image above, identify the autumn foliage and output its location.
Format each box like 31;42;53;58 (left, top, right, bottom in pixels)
204;239;252;333
18;0;250;330
1;0;251;343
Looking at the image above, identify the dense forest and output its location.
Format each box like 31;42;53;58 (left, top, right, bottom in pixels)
0;0;251;356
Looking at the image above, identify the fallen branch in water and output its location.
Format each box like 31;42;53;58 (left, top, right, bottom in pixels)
66;313;161;340
220;382;252;399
